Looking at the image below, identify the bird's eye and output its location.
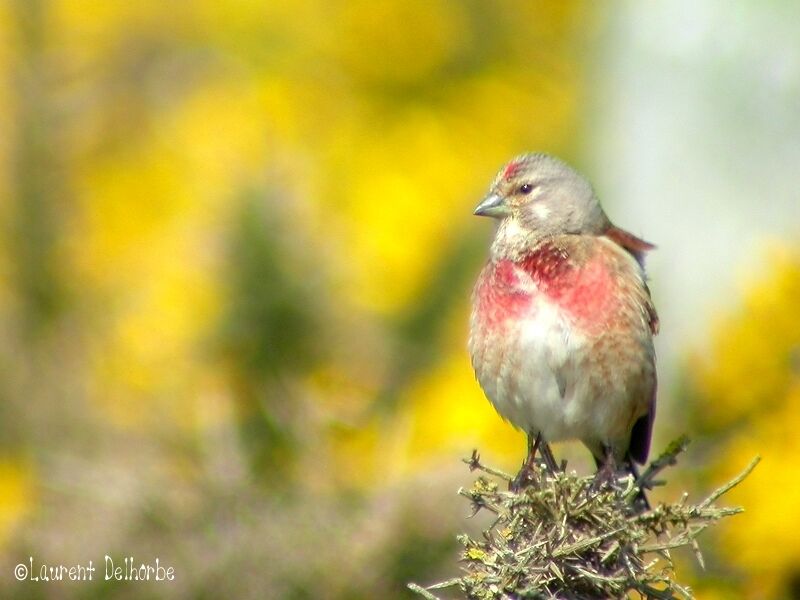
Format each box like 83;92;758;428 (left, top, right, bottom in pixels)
519;183;534;195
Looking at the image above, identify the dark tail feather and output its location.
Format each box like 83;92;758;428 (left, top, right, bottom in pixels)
629;412;654;466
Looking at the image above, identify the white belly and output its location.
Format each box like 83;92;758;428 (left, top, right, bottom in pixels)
471;294;628;445
501;296;584;439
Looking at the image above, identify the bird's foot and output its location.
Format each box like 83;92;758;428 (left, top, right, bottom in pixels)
539;441;563;474
591;462;616;493
509;462;538;492
590;449;619;495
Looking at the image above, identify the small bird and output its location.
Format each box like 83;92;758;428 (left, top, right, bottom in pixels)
468;153;658;496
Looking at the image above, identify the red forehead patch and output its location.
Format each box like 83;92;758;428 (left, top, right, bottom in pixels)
502;160;523;180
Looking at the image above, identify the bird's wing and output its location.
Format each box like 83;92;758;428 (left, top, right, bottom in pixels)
634;287;659;464
603;225;659;336
643;281;659;336
628;378;656;464
594;232;659;464
604;225;655;268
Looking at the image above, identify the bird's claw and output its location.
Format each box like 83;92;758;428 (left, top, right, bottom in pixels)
509;462;538;492
590;463;616;493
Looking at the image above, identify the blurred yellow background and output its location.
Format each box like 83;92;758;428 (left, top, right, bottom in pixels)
1;1;799;598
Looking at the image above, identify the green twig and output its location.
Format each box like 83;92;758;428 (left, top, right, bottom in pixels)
407;583;443;600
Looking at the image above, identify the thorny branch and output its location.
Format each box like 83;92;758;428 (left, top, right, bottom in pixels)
409;438;759;600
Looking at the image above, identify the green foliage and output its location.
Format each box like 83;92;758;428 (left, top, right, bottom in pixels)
221;190;322;378
9;0;69;336
217;190;324;481
379;229;487;410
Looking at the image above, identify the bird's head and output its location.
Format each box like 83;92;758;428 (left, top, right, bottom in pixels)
474;153;610;238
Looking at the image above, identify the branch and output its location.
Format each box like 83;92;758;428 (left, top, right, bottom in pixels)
409;438;758;600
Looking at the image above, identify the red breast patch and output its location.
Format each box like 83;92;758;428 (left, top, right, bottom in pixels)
474;261;531;330
517;243;619;333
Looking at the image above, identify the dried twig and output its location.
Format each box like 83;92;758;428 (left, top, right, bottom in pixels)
410;438;756;600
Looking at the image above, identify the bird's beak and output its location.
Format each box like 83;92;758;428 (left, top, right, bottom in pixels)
473;193;509;218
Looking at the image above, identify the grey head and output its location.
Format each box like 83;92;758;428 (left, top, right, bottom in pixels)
473;153;610;237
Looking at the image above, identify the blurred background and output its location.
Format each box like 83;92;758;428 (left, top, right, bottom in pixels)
0;1;799;598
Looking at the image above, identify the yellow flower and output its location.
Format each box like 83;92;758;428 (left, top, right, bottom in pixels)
691;247;800;429
0;459;34;546
689;245;800;597
401;348;524;475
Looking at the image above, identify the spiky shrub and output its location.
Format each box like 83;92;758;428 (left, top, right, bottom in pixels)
410;438;758;600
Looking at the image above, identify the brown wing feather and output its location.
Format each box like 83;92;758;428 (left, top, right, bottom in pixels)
603;225;659;336
644;282;659;335
628;377;656;464
604;225;655;268
602;226;659;464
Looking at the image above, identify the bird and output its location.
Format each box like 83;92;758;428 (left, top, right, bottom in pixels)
468;153;658;500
